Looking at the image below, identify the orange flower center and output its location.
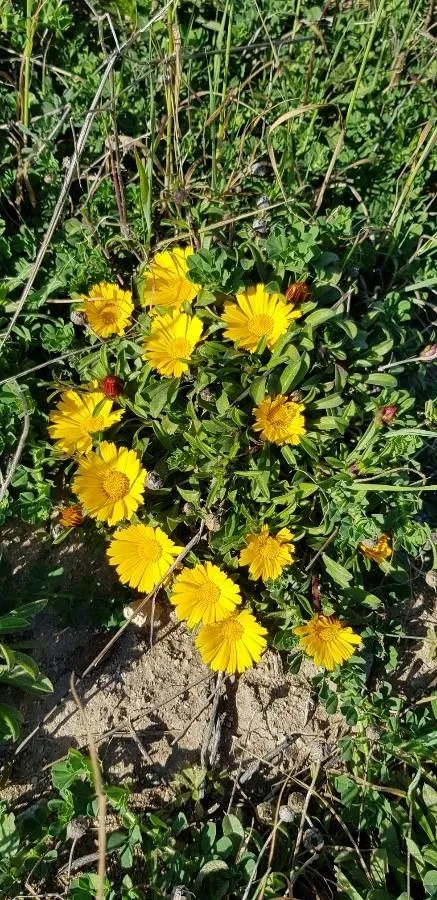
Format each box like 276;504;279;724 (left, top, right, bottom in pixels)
100;304;118;325
167;337;191;361
84;415;105;433
197;581;220;605
257;534;280;562
312;616;341;642
142;539;163;563
220;617;244;641
267;404;290;428
102;469;130;500
247;314;273;339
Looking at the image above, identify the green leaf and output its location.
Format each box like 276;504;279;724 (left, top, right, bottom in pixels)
0;806;20;859
423;871;437;897
322;553;352;587
365;373;398;387
279;346;301;392
0;703;23;741
305;308;339;328
222;813;244;841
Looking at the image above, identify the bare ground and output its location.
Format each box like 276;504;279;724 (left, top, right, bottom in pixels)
1;520;435;812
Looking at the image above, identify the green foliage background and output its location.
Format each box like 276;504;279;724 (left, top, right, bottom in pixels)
0;1;436;898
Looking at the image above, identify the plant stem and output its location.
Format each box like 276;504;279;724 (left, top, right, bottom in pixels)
344;0;386;131
165;0;175;190
22;0;34;131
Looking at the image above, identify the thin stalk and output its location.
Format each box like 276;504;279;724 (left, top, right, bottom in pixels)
217;0;233;153
344;0;386;131
164;0;175;190
22;0;35;131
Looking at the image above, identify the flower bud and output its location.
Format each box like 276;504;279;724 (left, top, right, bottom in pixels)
100;375;124;399
420;344;437;361
59;505;84;528
376;404;398;425
285;282;311;305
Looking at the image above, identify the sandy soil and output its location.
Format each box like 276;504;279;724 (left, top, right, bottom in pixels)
1;521;336;810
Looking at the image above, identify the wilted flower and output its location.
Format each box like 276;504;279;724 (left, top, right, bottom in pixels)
376;404;398;425
420;344;437;361
59;505;83;528
359;533;392;564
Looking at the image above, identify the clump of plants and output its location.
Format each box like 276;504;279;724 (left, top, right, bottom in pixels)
44;235;436;692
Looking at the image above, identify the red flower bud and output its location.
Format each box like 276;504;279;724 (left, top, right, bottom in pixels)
285;281;311;305
420;344;437;362
100;375;124;399
376;404;398;425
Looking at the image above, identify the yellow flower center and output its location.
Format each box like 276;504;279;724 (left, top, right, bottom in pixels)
312;616;340;642
142;539;163;563
247;314;273;339
197;581;220;605
258;535;279;561
267;405;290;428
100;304;118;325
220;617;244;641
102;469;130;500
84;415;105;433
167;337;192;361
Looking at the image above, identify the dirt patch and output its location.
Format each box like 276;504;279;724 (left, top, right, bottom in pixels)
1;521;333;809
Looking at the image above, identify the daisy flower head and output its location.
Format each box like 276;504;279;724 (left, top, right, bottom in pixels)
142;246;200;312
108;524;182;593
222;284;301;354
72;441;146;526
196;609;268;674
294;614;361;671
78;282;134;338
48;388;124;456
239;525;295;581
142;311;203;377
359;534;392;564
170;562;241;627
253;394;306;445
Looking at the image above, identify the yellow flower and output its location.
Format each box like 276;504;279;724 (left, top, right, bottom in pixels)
294;614;361;671
170;562;242;627
239;525;295;581
253;394;306;445
142;311;203;377
48;388;124;456
142;246;200;312
108;524;182;593
195;610;267;674
78;282;134;337
72;441;146;526
222;284;301;353
359;534;392;564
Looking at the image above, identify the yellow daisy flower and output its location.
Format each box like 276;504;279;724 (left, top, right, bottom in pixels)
72;441;146;526
196;609;268;674
142;311;203;377
359;534;392;564
78;282;134;338
48;388;124;456
170;562;242;627
108;524;182;593
294;614;361;671
253;394;306;445
222;284;301;353
239;525;295;581
142;246;200;312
